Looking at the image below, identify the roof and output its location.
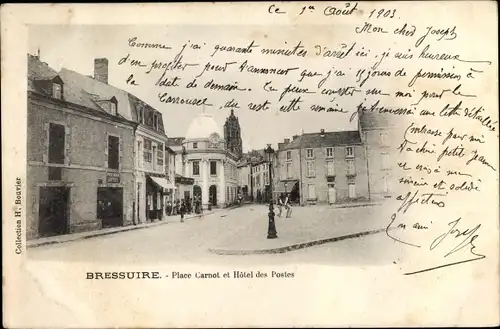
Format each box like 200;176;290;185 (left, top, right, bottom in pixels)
166;137;185;146
185;113;222;140
282;130;362;150
58;68;134;119
359;112;394;130
28;54;61;93
27;54;136;126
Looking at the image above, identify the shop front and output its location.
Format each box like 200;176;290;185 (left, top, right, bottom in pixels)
147;175;176;221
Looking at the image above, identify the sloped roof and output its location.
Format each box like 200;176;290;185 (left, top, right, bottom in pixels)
282;130;362;150
166;137;185;146
359;112;394;130
27;54;60;93
58;68;134;119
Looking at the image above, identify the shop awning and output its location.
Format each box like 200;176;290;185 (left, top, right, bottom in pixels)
273;180;298;193
150;176;176;190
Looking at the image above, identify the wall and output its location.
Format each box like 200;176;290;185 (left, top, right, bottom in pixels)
27;96;135;239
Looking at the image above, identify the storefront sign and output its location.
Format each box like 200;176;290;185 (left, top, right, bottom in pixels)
106;172;120;183
175;175;194;185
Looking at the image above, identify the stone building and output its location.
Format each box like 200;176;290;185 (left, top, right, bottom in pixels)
275;129;369;205
223;109;243;159
166;137;194;201
59;59;173;224
27;54;137;239
359;112;397;201
181;112;240;208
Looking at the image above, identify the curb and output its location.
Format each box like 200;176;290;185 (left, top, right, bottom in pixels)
27;212;215;249
208;228;387;255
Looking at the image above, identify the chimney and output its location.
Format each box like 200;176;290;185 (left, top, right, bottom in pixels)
292;135;299;140
320;129;325;136
284;138;290;144
94;58;109;84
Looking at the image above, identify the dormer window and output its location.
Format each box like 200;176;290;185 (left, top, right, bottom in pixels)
110;102;117;115
153;113;158;130
52;83;62;99
138;108;144;124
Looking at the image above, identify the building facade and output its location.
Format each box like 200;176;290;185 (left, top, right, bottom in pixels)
166;137;194;201
181;112;240;208
27;54;137;239
359;113;396;201
275;129;369;205
59;59;173;224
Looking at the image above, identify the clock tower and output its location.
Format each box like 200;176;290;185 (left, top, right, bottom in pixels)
223;109;243;159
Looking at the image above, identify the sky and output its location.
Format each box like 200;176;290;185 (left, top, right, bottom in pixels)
29;25;363;151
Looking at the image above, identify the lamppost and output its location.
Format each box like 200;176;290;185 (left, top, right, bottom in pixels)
265;144;277;239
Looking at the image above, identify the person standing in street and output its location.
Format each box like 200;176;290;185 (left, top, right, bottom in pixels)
277;193;284;217
180;199;186;223
284;193;292;218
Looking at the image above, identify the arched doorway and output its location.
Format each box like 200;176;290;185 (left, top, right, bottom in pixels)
193;185;202;200
209;185;217;206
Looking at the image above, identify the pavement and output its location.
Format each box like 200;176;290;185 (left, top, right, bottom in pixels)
208;202;391;255
27;209;219;248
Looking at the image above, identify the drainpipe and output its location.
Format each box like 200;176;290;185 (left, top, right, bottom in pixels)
364;131;371;202
299;146;304;206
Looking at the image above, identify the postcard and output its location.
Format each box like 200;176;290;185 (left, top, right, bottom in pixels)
1;2;499;327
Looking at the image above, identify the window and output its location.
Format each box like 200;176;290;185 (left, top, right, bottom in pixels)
380;132;388;147
153;114;158;130
110;102;117;115
308;184;316;199
286;151;292;161
306;148;314;158
210;161;217;175
152;146;157;170
108;135;120;170
138;108;144;124
48;123;65;164
347;160;356;175
143;139;152;163
193;142;198;149
383;175;390;193
345;146;354;158
326;147;334;158
306;160;316;177
348;183;356;198
137;141;143;168
192;161;200;176
286;162;292;178
326;160;335;176
381;153;389;170
52;83;62;99
157;143;164;166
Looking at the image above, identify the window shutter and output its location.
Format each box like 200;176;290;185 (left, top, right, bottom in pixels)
104;133;109;168
119;136;123;170
65;126;71;165
43;122;49;163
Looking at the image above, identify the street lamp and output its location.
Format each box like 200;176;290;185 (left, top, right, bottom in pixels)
265;144;277;239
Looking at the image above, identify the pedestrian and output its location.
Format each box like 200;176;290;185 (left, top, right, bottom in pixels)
277;193;284;217
238;192;243;206
180;199;186;222
285;193;292;218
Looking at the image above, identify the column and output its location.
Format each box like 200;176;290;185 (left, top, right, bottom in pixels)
219;160;226;207
202;159;209;208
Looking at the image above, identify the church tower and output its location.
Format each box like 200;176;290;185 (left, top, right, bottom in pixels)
223;109;243;159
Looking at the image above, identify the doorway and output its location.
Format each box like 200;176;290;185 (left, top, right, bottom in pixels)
38;186;70;237
328;184;336;204
97;187;123;228
209;185;217;206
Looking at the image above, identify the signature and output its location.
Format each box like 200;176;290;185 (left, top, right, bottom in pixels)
404;218;485;275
